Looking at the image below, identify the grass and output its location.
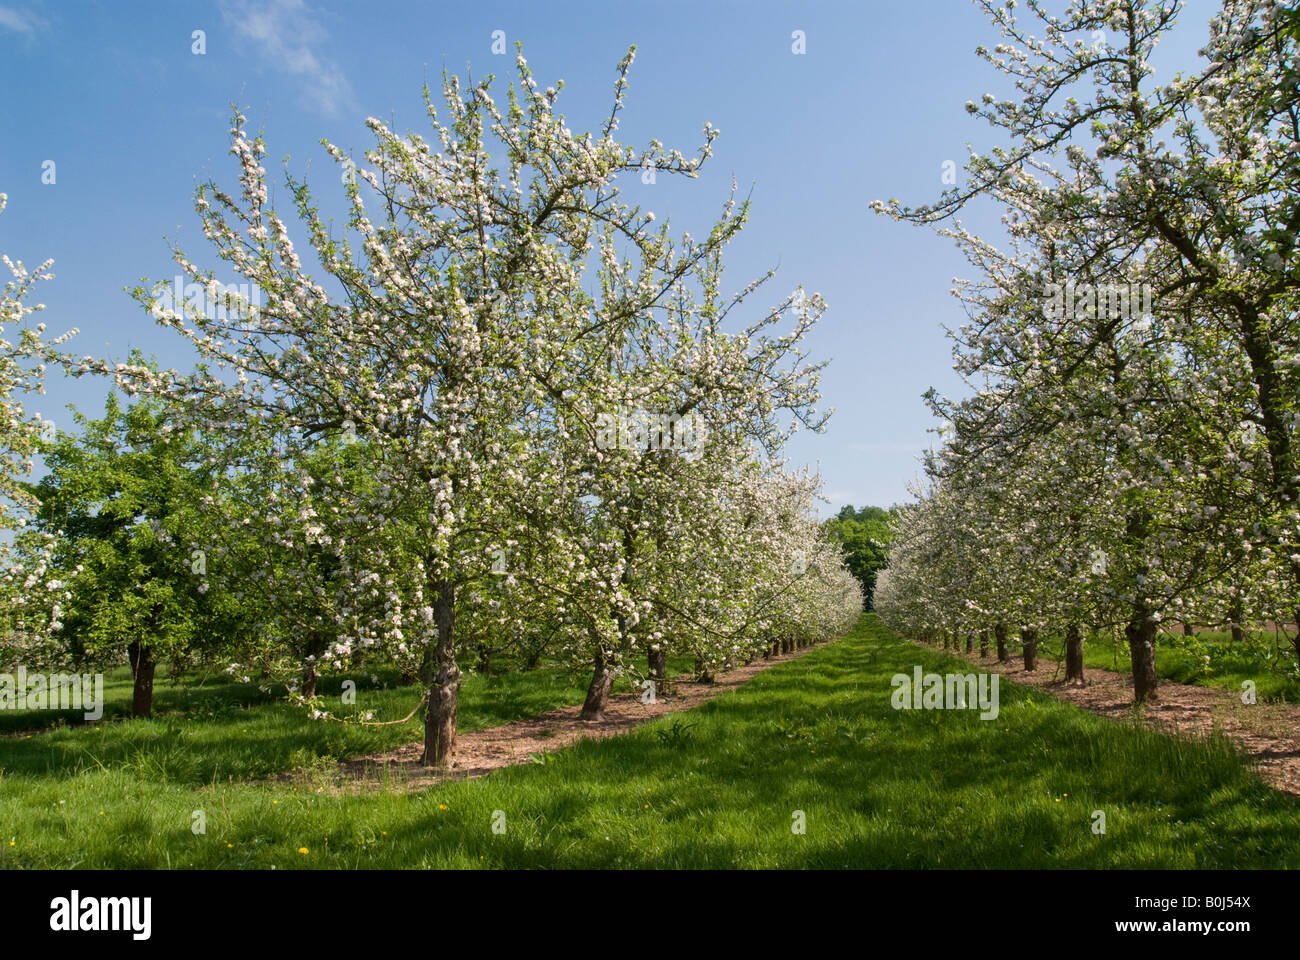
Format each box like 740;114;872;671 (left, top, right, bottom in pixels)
2;614;1297;868
0;661;594;783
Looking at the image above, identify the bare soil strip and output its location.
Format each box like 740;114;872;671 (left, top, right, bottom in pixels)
914;642;1300;797
317;640;832;794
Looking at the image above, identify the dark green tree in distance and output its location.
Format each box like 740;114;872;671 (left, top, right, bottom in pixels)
31;391;245;716
824;504;895;610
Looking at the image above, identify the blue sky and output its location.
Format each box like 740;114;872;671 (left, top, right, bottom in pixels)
0;0;1222;513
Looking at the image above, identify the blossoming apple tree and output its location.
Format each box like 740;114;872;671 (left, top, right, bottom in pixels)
90;47;858;763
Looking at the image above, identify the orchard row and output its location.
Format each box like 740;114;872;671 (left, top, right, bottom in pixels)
874;0;1300;702
0;46;861;764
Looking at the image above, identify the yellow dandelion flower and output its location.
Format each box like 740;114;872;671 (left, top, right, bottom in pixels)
438;804;447;810
298;847;309;854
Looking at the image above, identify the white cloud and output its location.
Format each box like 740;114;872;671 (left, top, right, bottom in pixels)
220;0;354;117
0;6;45;34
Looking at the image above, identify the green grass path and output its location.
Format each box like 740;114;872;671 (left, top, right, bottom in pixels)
2;615;1297;868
